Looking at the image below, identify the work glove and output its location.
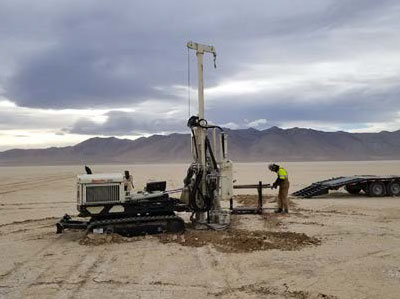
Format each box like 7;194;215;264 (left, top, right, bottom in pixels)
272;182;278;189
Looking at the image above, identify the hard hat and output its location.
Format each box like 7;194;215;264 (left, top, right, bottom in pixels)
268;164;276;171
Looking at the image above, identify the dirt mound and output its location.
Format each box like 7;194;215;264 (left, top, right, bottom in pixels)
234;194;297;208
211;283;337;298
79;233;141;246
234;194;273;206
158;228;320;253
78;222;320;252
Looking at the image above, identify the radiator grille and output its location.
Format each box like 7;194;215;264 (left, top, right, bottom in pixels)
85;185;120;204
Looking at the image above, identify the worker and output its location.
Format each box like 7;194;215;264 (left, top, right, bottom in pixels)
268;163;290;214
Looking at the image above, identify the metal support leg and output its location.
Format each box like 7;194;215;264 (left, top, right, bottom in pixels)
257;181;263;214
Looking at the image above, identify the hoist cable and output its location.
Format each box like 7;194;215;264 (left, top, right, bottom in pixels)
187;47;191;117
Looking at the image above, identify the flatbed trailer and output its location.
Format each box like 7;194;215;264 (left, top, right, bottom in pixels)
292;175;400;198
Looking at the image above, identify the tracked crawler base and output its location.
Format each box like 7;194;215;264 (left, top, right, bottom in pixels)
56;173;187;236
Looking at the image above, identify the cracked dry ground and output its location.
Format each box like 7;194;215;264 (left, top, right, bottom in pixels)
1;164;400;298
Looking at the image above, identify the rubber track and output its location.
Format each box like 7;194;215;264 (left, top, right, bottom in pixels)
87;215;183;231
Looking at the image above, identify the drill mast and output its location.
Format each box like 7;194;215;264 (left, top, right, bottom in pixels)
185;41;232;228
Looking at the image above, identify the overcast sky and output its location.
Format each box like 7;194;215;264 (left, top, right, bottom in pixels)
1;0;400;150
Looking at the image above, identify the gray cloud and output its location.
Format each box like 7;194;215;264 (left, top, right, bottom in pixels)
206;83;400;128
66;82;400;136
3;0;398;107
0;0;400;139
8;46;153;108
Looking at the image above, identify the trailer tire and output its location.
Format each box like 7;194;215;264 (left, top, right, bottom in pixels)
345;184;362;195
368;181;386;197
387;181;400;196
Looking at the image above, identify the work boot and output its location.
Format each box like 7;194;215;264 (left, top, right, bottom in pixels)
274;208;282;213
281;209;289;214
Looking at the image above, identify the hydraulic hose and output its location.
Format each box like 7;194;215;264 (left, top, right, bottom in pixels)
190;128;199;160
205;137;218;171
189;168;203;210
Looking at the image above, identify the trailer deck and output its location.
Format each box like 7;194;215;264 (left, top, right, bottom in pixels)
293;175;400;198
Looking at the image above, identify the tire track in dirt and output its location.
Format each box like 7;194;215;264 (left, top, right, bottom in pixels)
23;250;90;298
0;201;72;206
1;205;71;212
124;245;214;298
204;247;243;298
1;226;51;237
0;233;65;297
321;247;395;272
0;217;59;229
192;247;238;298
0;174;73;188
1;230;106;299
0;175;73;195
0;218;60;240
64;249;108;299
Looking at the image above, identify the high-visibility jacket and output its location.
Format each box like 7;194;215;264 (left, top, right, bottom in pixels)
278;167;288;180
273;166;288;188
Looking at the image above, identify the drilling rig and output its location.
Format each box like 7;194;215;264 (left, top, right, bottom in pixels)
56;41;232;235
181;41;233;229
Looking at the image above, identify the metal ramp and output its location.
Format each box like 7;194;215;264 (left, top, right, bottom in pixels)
292;184;330;198
292;176;383;198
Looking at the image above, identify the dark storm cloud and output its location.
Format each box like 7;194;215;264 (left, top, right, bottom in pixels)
1;0;400;133
2;0;396;108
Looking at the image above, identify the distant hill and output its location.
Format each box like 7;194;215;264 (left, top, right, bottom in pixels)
1;127;400;165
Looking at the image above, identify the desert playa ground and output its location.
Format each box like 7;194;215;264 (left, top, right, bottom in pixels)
0;161;400;299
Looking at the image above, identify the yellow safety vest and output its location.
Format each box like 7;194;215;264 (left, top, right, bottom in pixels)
278;167;288;180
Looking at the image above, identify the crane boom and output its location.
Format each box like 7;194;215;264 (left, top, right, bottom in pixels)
187;41;216;54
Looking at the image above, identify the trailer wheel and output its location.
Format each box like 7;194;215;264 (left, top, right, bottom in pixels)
387;181;400;196
368;182;386;197
345;184;362;195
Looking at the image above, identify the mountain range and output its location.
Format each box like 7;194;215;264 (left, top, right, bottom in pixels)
1;127;400;165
